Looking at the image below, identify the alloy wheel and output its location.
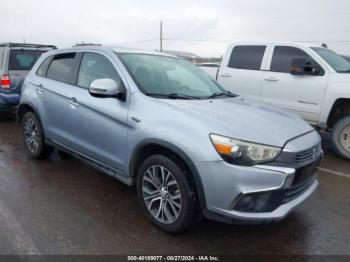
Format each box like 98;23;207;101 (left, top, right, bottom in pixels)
142;165;182;224
24;118;40;154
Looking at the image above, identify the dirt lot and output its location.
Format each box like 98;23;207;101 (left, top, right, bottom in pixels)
0;120;349;255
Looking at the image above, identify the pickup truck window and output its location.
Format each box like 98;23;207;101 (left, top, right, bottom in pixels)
228;45;266;71
311;47;350;73
270;46;319;73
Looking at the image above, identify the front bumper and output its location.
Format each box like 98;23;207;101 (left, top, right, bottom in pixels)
196;160;318;224
196;131;322;224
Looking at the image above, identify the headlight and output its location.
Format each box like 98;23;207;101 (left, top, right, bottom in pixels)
210;134;281;165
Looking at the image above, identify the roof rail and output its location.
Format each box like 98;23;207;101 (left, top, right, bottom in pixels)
0;42;57;49
73;43;102;47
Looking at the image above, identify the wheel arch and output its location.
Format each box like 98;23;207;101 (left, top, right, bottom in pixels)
17;102;46;136
18;103;39;121
327;98;350;128
129;139;207;209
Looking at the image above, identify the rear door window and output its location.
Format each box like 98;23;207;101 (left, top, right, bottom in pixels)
46;53;77;84
228;45;266;70
9;50;44;70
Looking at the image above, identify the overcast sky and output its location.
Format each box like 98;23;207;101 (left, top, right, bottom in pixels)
1;0;350;57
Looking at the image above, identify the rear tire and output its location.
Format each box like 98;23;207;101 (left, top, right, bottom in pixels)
331;116;350;160
22;112;52;159
136;154;197;234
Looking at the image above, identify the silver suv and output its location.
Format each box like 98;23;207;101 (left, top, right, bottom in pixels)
19;46;322;233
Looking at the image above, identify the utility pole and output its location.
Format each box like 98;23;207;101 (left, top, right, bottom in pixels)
160;20;163;52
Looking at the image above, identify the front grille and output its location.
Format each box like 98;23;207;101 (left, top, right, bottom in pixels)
292;156;321;186
295;144;322;164
282;176;315;204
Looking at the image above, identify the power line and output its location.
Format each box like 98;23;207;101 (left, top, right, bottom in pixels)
114;38;350;46
258;12;350;20
163;38;350;44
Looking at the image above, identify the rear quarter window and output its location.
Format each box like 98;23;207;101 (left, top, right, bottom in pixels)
228;45;266;70
9;50;44;70
36;56;53;77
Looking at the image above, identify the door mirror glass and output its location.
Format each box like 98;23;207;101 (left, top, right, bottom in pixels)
89;78;125;99
290;58;320;76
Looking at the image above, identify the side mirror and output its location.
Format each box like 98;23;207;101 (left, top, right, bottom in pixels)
89;78;126;100
290;58;320;76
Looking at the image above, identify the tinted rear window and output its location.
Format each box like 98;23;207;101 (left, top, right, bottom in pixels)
9;50;44;70
46;53;76;84
228;45;266;70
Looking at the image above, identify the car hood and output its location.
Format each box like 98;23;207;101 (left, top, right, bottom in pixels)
162;96;313;147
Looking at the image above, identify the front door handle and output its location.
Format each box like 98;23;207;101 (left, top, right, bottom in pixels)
264;76;279;82
69;97;79;107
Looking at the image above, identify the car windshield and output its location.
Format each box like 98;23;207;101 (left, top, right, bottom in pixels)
118;53;230;99
311;47;350;73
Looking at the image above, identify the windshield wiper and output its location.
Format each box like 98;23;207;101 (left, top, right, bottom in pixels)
338;69;350;73
208;91;237;99
145;93;201;100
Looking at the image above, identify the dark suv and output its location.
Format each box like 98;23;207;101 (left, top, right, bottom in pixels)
0;43;56;120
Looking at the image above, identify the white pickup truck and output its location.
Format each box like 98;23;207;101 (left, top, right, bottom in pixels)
200;42;350;159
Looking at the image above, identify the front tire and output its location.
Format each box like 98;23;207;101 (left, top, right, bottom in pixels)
136;154;196;234
331;116;350;160
22;112;52;159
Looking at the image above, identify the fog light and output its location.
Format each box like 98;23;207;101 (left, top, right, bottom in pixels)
234;195;254;211
234;192;275;212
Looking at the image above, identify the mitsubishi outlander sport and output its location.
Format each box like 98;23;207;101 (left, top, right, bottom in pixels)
18;46;322;233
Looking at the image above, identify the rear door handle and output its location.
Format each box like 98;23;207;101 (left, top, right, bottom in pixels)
35;84;45;94
220;72;232;78
69;97;79;107
264;76;278;82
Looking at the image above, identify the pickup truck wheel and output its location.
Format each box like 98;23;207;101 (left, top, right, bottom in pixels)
136;154;196;234
331;116;350;160
22;112;52;159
